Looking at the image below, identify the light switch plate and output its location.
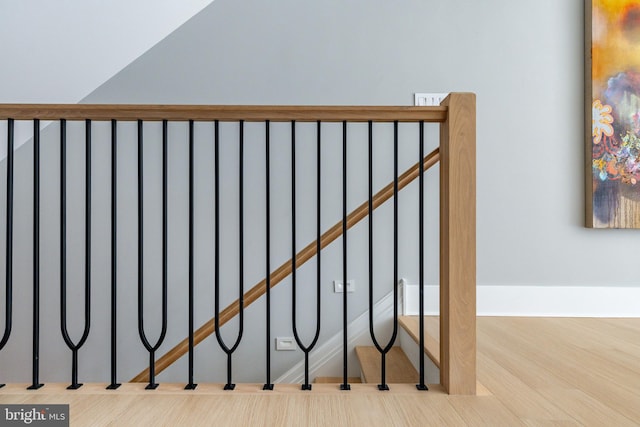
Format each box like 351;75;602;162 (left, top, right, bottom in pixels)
414;93;449;106
333;280;355;293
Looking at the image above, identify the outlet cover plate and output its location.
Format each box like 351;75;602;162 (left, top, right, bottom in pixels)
276;337;297;351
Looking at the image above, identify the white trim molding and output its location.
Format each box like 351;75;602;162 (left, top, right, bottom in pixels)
402;282;640;317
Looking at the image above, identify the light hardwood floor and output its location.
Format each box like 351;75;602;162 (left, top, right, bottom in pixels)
1;317;639;426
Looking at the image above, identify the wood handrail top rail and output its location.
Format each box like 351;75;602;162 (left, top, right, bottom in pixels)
0;104;447;122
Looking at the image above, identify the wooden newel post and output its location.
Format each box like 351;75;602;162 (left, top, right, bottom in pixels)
439;93;476;395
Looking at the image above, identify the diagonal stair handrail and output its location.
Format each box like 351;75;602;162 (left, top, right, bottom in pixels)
131;147;440;382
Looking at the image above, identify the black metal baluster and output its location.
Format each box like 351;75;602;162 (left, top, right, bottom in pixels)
214;120;245;391
367;121;400;391
341;121;350;391
161;120;170;389
107;119;121;390
185;120;197;390
59;119;67;385
291;121;322;391
28;119;43;390
264;120;273;391
136;120;148;387
138;120;169;390
60;119;92;390
314;121;322;386
390;121;401;389
0;119;14;389
417;121;428;391
367;120;382;386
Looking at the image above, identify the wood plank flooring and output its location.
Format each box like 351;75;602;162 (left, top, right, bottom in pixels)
1;317;638;426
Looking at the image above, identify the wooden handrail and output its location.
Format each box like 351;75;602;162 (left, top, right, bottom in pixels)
0;104;446;122
131;147;441;382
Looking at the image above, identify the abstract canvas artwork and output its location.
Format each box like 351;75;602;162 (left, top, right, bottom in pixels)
586;0;640;228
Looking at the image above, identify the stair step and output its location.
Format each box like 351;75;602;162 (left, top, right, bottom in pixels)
355;346;418;384
398;315;440;367
314;377;362;384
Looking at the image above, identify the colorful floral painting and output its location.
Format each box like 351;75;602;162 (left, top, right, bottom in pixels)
587;0;640;227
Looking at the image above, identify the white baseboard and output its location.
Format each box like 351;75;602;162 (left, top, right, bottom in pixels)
402;283;640;317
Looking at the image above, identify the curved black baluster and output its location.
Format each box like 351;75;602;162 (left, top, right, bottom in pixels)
264;120;273;391
214;120;245;391
368;121;400;391
137;120;169;390
341;121;350;391
417;121;428;391
0;119;14;389
107;120;121;390
185;120;197;390
291;121;322;391
28;119;43;390
60;119;92;390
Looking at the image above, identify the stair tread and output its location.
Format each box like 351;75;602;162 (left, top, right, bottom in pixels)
314;377;362;384
398;315;440;367
355;346;418;384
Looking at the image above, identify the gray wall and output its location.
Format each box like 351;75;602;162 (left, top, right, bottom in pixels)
1;0;635;384
88;0;625;286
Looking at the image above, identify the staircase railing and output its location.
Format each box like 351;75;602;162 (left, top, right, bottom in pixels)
0;94;475;394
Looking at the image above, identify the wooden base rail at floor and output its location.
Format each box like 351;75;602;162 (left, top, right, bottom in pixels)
131;148;440;383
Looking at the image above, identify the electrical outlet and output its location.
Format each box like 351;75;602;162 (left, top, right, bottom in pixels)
414;93;449;106
276;337;296;351
333;280;355;293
